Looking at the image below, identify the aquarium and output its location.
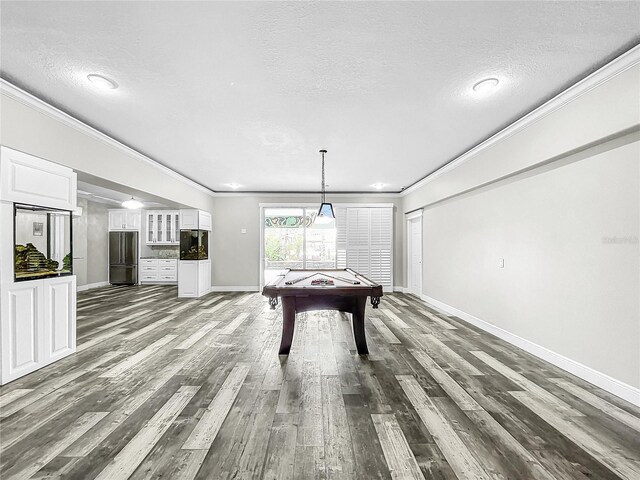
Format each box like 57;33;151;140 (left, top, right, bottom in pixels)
180;229;208;260
14;204;73;281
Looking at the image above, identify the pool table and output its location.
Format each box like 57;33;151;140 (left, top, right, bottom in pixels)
262;268;383;355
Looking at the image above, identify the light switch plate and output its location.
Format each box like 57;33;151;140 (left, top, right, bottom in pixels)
498;258;505;268
241;228;247;234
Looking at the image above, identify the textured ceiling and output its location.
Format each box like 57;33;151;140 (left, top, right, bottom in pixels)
1;1;639;193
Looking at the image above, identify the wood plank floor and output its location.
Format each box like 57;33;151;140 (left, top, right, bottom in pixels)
1;285;639;479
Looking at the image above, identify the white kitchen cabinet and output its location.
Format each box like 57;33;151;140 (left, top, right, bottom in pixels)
179;209;211;231
0;276;76;384
145;210;180;245
178;260;210;298
0;146;77;211
109;209;141;231
139;258;178;284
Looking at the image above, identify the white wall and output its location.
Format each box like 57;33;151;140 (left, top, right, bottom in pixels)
72;198;88;286
15;211;48;253
422;140;639;388
72;198;109;288
86;200;109;285
402;55;640;402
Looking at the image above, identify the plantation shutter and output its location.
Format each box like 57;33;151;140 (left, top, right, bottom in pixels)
335;206;347;268
342;206;393;288
370;207;393;286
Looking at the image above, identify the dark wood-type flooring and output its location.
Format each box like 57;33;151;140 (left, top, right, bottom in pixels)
1;285;639;479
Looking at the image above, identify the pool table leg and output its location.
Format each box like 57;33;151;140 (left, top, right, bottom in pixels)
352;296;369;355
279;296;296;355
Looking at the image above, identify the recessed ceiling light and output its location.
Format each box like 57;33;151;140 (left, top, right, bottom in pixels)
472;77;499;94
225;183;242;189
87;74;118;90
371;183;385;190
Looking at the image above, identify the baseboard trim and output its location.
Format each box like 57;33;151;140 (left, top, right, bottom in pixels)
210;285;260;292
393;286;407;293
420;294;640;407
77;281;109;292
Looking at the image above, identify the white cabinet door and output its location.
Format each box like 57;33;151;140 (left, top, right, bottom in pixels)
178;262;198;297
43;276;76;362
173;212;180;244
125;211;141;230
163;212;172;244
180;209;199;229
146;211;179;244
0;282;44;382
198;260;211;296
110;210;141;231
146;212;156;243
109;210;126;231
199;211;212;231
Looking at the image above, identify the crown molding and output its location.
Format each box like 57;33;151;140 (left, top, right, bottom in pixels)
213;191;400;198
0;78;217;197
4;42;638;201
401;43;640;197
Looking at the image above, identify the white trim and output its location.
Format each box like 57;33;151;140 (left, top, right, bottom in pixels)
406;215;423;298
221;192;400;198
77;281;109;292
405;210;423;220
259;202;395;208
393;286;407;293
401;44;640;197
420;294;640;407
210;285;260;292
0;79;216;197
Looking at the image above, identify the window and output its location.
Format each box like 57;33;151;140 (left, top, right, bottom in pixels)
263;208;336;284
261;205;393;288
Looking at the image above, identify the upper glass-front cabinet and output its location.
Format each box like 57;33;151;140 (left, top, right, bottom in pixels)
14;204;73;282
146;210;180;245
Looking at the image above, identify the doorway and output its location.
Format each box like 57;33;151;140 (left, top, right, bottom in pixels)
407;212;422;297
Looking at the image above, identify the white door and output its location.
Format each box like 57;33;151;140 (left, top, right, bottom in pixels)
408;215;422;297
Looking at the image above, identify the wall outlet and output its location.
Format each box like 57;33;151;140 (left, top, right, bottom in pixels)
498;258;505;268
241;228;247;234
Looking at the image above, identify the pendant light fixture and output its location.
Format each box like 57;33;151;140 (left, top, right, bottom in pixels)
315;149;335;224
122;196;143;209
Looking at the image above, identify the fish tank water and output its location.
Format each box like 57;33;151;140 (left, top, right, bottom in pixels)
14;204;73;281
180;229;209;260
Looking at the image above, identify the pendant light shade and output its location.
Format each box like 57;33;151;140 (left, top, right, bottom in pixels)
316;202;335;224
315;149;335;225
122;197;143;209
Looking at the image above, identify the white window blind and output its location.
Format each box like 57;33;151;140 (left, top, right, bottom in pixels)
335;206;393;287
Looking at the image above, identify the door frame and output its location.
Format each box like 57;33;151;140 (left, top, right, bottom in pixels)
406;210;423;297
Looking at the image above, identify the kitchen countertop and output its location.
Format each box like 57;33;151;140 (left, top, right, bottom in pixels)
140;256;179;260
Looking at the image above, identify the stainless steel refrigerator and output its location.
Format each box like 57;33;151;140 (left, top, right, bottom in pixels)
109;231;138;285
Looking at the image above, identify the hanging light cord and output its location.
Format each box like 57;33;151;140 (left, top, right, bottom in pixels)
320;149;327;204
